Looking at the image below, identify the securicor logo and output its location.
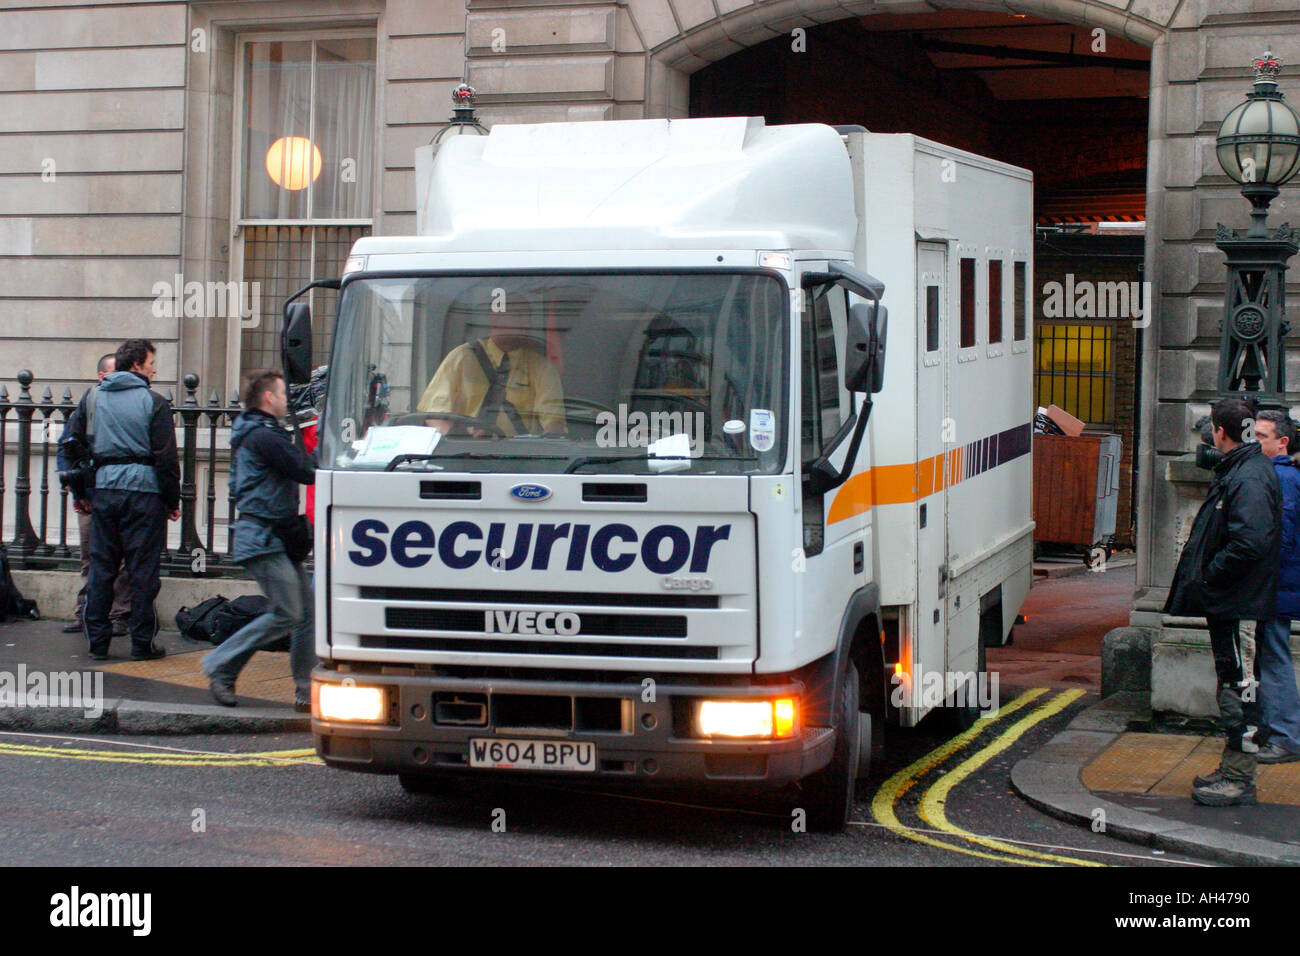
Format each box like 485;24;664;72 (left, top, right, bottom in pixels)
347;520;732;574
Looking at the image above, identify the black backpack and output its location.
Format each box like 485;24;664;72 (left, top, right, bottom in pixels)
175;594;286;649
0;546;39;624
175;596;229;643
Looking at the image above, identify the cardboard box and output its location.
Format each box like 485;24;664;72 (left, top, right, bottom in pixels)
1045;404;1085;437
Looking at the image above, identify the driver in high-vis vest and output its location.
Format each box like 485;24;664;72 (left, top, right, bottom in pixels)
416;297;566;437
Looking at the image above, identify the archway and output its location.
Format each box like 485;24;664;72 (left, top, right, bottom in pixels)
634;3;1165;553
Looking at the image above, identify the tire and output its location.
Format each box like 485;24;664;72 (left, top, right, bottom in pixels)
856;710;875;782
803;660;862;832
398;772;458;796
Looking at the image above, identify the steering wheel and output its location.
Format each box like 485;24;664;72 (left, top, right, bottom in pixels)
629;390;709;417
563;397;617;417
390;411;505;437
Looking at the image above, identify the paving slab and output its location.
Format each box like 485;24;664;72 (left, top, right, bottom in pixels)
0;618;304;735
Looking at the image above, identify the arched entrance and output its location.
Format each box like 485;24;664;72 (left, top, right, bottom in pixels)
686;9;1152;550
638;0;1166;122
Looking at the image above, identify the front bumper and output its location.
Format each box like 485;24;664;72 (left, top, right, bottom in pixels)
312;668;835;785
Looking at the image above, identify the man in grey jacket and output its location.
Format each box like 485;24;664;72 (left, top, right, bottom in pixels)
202;369;316;710
72;339;180;660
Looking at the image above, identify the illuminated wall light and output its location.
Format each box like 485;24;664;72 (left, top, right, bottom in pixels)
266;136;323;191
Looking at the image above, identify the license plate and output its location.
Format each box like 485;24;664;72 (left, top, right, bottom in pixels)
469;738;596;772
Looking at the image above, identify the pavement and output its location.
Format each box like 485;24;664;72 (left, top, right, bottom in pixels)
1009;562;1300;867
0;617;309;735
1013;691;1300;866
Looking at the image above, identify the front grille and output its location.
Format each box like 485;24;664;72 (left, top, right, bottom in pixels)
385;607;687;638
360;635;718;660
360;586;718;609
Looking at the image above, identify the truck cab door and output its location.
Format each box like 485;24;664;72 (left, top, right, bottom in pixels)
796;264;869;658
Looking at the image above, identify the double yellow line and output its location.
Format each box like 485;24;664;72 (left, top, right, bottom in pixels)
870;688;1100;866
0;740;321;768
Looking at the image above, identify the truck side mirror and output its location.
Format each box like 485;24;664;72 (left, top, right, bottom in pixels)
869;304;887;394
844;301;888;394
282;302;314;386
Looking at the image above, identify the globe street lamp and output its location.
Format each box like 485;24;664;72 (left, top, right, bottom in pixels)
1214;52;1300;404
431;83;488;149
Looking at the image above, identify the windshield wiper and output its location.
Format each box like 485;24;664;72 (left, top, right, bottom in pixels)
386;452;568;471
563;454;758;474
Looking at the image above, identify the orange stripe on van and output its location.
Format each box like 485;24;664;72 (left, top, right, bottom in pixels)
826;455;947;524
825;423;1032;526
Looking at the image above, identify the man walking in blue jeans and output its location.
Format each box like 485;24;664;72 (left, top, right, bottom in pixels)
1252;410;1300;762
203;369;316;711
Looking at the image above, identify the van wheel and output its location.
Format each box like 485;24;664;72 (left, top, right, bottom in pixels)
803;660;861;832
856;711;875;782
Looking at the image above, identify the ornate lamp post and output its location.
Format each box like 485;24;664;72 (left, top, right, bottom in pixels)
1214;52;1300;406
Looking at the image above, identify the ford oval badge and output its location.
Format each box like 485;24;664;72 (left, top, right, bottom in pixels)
510;483;552;503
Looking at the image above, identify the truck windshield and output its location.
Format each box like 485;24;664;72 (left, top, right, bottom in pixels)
320;271;789;475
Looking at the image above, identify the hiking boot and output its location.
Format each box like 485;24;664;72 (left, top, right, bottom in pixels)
209;680;237;707
62;619;83;634
130;645;166;661
1193;768;1224;788
1257;743;1300;764
293;695;311;714
111;619;129;637
87;649;109;662
1192;778;1257;807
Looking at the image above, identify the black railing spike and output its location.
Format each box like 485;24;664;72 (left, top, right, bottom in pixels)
209;388;220;406
0;386;7;400
41;386;52;403
60;387;72;403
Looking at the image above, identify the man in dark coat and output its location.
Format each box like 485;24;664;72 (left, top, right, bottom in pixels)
1164;397;1280;806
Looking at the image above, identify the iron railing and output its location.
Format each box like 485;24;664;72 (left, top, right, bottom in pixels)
0;370;252;577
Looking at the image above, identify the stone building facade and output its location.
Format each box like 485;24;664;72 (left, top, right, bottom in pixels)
3;0;1300;638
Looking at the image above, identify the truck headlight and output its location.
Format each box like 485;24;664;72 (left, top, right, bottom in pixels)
318;683;386;722
697;697;797;739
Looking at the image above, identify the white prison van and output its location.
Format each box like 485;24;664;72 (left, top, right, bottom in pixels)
288;117;1034;829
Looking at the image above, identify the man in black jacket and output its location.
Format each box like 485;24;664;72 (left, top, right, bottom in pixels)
1165;396;1281;806
69;339;180;661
